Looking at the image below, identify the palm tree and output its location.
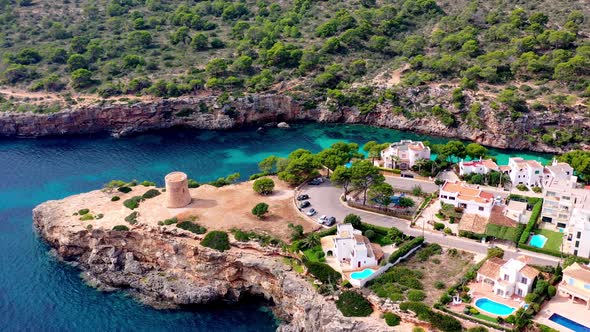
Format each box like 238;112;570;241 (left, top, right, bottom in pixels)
300;233;320;249
389;155;400;169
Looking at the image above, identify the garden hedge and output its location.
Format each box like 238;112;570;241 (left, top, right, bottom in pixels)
388;236;424;263
518;200;543;244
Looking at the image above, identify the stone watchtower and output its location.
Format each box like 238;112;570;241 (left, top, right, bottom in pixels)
165;172;192;208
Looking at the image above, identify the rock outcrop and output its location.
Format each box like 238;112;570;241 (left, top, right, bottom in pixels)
2;87;587;154
33;198;388;332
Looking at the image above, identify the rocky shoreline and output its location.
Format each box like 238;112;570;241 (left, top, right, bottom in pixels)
1;87;587;154
32;194;388;332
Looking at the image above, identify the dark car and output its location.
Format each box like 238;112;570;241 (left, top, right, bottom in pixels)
323;216;336;226
299;201;311;208
308;179;321;185
297;194;309;201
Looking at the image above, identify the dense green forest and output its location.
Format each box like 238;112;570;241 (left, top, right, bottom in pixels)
0;0;588;110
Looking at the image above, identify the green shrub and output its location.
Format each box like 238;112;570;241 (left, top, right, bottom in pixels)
252;202;269;219
118;186;132;193
95;213;104;219
252;177;275;195
364;229;375;240
388;237;424;263
188;179;200;188
516;184;529;191
78;208;90;215
413;328;425;332
125;211;139;224
336;291;373;317
201;231;230;251
384;312;401;326
158;217;178;226
79;214;94;221
111;196;120;201
400;302;462;332
434;222;445;231
305;261;341;284
176;220;207;234
417;243;442;261
407;289;426;301
112;225;129;231
123;196;143;210
532;186;542;193
142;188;161;199
141;180;156;186
435;281;446;289
548;285;556;297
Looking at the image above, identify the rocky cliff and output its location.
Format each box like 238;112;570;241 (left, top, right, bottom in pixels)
2;86;587;153
33;197;388;332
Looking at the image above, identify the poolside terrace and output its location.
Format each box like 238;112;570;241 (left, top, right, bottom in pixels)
535;294;590;331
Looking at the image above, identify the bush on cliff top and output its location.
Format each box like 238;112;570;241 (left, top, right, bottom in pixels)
176;221;207;234
142;189;161;199
201;231;230;252
123;196;143;210
336;291;373;317
112;225;129;231
384;312;401;326
304;261;341;284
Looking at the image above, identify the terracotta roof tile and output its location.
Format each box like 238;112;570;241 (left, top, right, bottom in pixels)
520;265;540;279
478;257;505;278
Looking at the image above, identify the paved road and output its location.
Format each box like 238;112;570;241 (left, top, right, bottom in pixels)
300;180;560;267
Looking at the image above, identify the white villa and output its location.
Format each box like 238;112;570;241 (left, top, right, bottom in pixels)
459;158;499;176
504;200;528;224
321;224;383;270
439;180;494;217
559;262;590;309
476;256;539;298
376;140;430;170
507;157;544;188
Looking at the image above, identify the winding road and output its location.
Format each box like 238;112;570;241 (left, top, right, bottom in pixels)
300;178;560;267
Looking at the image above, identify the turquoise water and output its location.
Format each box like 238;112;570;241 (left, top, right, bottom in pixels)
475;298;516;316
529;234;548;248
350;268;375;280
549;313;590;332
0;123;550;331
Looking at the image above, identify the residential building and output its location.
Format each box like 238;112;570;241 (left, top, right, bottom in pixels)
507;157;544;188
559;263;590;309
476;256;539;298
541;174;588;229
566;206;590;258
459;158;499;176
439;180;494;217
377;140;430;170
504;200;528;224
321;224;383;269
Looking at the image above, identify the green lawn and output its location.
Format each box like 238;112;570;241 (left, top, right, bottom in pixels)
473;313;498;323
534;229;564;252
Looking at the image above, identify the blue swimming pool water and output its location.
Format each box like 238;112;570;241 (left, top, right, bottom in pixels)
350;269;375;280
475;298;516;316
0;123;550;331
549;313;590;332
529;234;548;248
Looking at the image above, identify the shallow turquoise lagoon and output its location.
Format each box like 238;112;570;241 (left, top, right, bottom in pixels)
0;123;550;331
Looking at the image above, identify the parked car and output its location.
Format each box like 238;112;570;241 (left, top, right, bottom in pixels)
308;179;321;185
317;215;328;224
299;201;311;208
297;194;309;201
306;208;317;216
324;216;336;226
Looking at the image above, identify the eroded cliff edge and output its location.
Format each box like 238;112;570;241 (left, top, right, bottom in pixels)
32;194;387;332
2;85;587;153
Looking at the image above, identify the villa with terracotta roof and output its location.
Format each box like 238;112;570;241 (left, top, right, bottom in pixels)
321;223;383;270
476;256;540;298
459;158;499;176
439;180;495;217
507;157;544;188
559;263;590;309
376;140;430;170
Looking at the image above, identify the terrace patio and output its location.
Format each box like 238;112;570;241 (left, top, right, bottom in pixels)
447;280;524;318
535;293;590;331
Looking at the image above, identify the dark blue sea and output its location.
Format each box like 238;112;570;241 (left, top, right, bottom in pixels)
0;123;550;331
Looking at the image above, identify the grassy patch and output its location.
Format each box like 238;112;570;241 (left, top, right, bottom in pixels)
303;245;326;263
473;313;498;323
533;229;563;251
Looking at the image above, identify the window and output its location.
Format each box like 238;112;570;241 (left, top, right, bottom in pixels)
521;277;527;284
585;284;590;290
449;197;455;200
535;170;540;174
478;206;484;211
576;241;580;248
578;232;582;239
569;278;575;285
574;250;578;256
504;274;510;281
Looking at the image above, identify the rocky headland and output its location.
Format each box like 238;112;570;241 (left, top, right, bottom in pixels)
2;85;587;154
32;185;390;331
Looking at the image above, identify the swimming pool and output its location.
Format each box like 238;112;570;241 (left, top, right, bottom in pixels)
350;268;375;280
529;234;548;248
474;298;516;316
549;314;590;332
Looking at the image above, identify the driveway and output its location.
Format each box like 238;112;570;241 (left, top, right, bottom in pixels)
384;176;439;193
299;180;560;267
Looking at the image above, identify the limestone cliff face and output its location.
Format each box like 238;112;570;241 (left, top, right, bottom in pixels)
2;87;586;153
32;199;387;332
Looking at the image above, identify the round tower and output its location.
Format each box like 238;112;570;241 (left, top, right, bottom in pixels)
165;172;192;208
